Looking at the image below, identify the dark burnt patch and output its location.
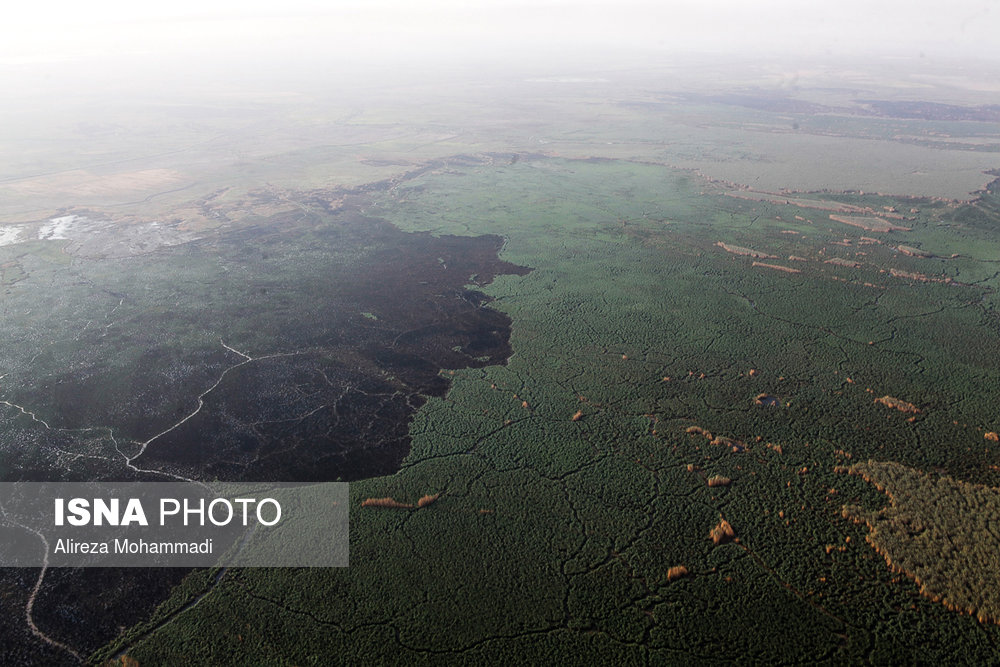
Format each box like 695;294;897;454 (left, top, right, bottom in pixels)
131;211;531;482
0;181;532;659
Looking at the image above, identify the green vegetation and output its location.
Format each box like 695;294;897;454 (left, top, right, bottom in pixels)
79;155;1000;664
839;460;1000;624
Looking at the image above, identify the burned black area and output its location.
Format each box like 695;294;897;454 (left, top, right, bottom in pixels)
19;567;193;662
4;206;529;484
0;568;76;666
0;198;530;660
637;91;835;115
133;212;531;481
637;91;1000;125
856;99;1000;122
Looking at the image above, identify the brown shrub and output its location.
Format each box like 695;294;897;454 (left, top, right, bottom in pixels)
417;493;441;508
710;518;736;545
686;425;713;440
361;497;413;509
874;395;922;414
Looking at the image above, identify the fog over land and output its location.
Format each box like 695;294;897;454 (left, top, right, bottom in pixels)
3;2;1000;665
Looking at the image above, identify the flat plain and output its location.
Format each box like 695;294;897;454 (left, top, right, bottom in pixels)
1;56;1000;664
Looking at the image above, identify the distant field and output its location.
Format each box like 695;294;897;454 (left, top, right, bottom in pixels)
2;68;999;225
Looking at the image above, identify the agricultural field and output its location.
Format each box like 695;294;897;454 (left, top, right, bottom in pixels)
1;55;1000;665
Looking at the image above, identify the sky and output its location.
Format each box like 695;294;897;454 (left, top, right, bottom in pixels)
0;0;997;111
1;0;998;69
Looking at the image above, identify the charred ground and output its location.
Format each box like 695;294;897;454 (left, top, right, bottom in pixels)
0;182;530;661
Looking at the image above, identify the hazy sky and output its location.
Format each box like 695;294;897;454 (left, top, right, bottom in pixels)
1;0;998;67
